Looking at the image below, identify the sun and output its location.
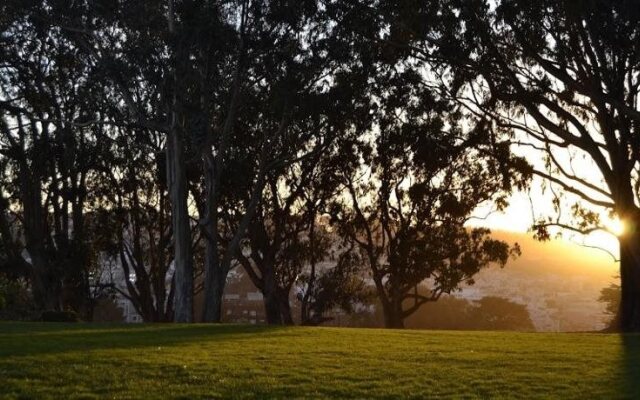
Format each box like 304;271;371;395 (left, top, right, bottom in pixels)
605;217;626;237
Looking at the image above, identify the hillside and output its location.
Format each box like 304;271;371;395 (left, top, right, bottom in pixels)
449;231;619;331
1;323;638;399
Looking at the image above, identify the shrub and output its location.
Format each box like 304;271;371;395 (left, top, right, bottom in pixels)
0;277;37;321
41;310;80;322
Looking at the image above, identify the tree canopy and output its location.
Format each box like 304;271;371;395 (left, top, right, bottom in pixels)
2;0;629;331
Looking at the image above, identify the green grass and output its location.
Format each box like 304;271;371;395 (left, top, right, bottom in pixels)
0;323;639;399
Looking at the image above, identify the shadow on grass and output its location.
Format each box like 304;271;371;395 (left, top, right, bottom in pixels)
0;323;290;358
621;334;640;398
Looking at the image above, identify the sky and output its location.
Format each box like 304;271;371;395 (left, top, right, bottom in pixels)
462;120;625;263
472;184;622;261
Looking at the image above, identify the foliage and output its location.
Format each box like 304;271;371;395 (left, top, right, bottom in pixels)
406;294;535;331
600;284;622;316
330;90;522;327
4;0;601;330
40;310;79;323
0;277;35;321
297;241;373;325
599;282;621;329
390;0;640;330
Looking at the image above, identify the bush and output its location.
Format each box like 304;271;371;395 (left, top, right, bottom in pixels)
0;277;37;321
41;310;80;322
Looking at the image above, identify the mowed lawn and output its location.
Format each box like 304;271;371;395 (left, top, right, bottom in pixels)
0;323;639;399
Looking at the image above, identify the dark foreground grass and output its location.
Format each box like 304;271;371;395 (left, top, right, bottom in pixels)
0;323;639;399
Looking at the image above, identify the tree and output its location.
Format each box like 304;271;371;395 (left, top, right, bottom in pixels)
235;118;352;325
94;126;179;322
369;0;640;331
599;282;621;330
165;0;240;324
297;238;371;326
470;296;534;331
330;65;521;328
0;2;112;316
45;0;198;322
405;294;535;331
227;0;376;325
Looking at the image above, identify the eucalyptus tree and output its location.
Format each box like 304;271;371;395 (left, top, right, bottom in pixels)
93;125;177;322
0;2;111;315
376;0;640;330
298;227;370;326
236;147;342;325
188;0;377;323
327;59;523;327
332;137;521;328
46;0;219;322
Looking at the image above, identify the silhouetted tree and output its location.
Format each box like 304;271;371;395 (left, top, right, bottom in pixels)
47;0;199;321
0;0;558;329
226;0;376;325
599;282;621;329
406;294;534;331
330;70;521;327
94;127;178;322
470;296;534;331
380;0;640;330
1;2;112;316
298;240;371;326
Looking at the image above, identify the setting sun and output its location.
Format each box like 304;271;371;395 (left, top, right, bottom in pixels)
606;217;626;237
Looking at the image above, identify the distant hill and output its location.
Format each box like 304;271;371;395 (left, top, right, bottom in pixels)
489;230;618;281
454;230;618;331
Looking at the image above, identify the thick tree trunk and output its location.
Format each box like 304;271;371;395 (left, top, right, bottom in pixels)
373;276;405;329
262;268;293;325
21;168;62;312
201;155;228;323
259;262;294;325
202;244;226;322
31;252;61;311
264;292;282;325
279;290;294;325
263;266;283;324
166;130;193;323
262;288;293;325
618;229;640;331
382;302;405;329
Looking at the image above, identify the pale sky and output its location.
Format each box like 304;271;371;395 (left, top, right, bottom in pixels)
471;184;622;261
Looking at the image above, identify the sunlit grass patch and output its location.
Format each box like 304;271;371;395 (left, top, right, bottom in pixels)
0;323;638;399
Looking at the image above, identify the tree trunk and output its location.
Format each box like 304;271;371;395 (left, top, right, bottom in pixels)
264;292;282;325
279;289;294;325
382;304;405;329
618;228;640;331
379;293;405;329
21;167;61;312
166;130;193;323
201;154;228;323
300;295;311;325
372;275;405;329
202;243;226;323
263;266;283;324
31;252;60;311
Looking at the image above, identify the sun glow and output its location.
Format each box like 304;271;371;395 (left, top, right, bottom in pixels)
605;217;625;237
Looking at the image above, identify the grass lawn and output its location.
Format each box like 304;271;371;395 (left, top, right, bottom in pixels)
0;323;639;399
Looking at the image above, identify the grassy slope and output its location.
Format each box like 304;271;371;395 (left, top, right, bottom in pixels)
0;323;639;399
